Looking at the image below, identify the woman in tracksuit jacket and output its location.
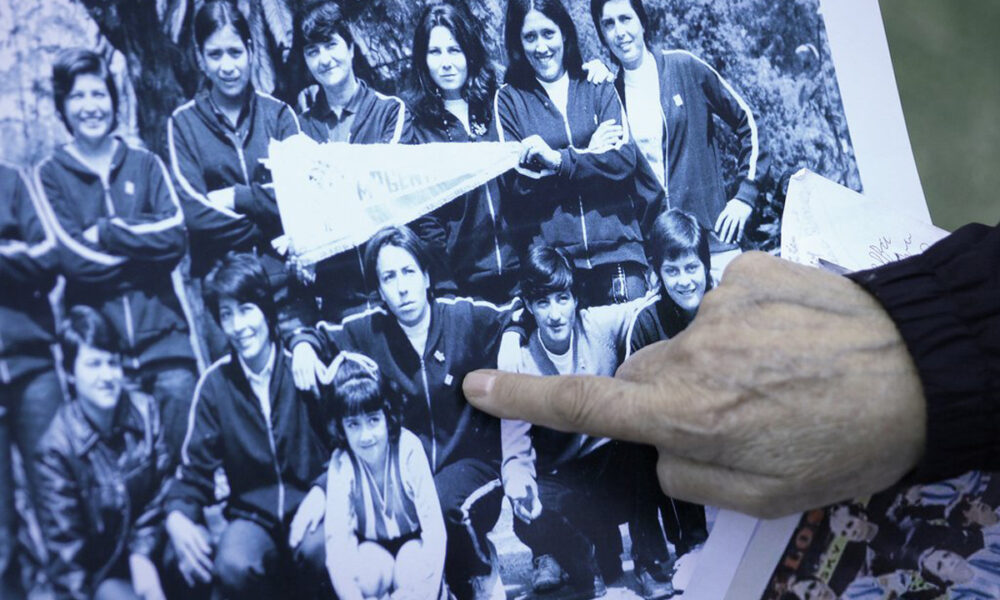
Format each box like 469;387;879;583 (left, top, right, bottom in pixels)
591;0;770;281
295;2;415;322
624;210;713;580
164;253;329;600
168;1;315;357
290;225;516;599
406;2;519;304
34;49;200;461
495;0;664;307
0;162;64;600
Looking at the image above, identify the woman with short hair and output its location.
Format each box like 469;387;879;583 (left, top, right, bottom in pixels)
291;225;518;598
36;305;176;600
35;47;199;460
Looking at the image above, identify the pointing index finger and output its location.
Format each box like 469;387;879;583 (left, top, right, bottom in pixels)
463;369;682;448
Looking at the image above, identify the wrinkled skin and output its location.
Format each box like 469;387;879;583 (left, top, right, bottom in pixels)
463;252;926;518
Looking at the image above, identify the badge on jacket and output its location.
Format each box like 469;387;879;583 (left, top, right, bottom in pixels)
673;94;684;107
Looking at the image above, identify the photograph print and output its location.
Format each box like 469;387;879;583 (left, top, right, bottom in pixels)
0;0;870;599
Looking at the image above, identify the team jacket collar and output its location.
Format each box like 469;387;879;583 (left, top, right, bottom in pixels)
310;79;367;121
226;343;290;413
614;47;664;104
377;299;446;371
193;86;259;140
526;319;582;376
52;138;129;180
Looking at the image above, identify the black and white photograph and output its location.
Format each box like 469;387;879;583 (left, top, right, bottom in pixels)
1;0;920;599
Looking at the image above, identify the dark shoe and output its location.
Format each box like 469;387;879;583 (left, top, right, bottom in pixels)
531;554;565;593
635;566;675;599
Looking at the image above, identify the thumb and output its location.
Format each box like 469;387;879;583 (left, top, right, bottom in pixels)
463;369;662;446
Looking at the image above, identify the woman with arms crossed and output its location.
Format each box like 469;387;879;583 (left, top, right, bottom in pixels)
168;0;314;356
34;48;199;460
495;0;664;307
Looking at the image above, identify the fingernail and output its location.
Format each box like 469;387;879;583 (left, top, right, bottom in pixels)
463;371;495;402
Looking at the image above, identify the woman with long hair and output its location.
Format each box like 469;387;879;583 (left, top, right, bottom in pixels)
406;1;519;303
495;0;664;307
167;0;315;356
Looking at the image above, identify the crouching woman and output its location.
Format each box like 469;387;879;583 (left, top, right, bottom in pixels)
36;305;176;600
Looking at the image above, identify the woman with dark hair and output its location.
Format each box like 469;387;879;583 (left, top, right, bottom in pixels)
34;47;200;461
499;243;658;597
406;1;519;303
627;209;712;352
591;0;770;282
167;0;314;356
294;1;414;321
323;353;447;600
495;0;664;307
162;252;330;599
291;225;518;598
35;305;176;600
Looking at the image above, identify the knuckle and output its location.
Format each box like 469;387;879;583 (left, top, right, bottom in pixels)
548;377;595;430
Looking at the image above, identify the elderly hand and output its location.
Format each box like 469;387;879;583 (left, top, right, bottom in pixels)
463;252;926;518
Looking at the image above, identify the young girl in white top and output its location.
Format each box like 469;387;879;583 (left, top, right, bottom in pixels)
324;353;447;600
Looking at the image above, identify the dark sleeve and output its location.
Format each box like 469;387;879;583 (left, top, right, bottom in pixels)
630;150;668;239
95;154;187;265
847;222;1000;483
493;87;560;199
554;83;637;184
232;102;300;235
627;304;663;355
167;114;257;242
34;162;129;285
692;55;770;207
36;435;91;600
164;375;222;523
0;166;57;287
129;396;172;557
472;300;516;366
289;319;356;360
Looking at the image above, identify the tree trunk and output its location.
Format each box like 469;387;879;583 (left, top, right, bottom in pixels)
78;0;199;159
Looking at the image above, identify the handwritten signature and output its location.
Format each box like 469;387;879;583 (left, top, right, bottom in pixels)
868;234;929;267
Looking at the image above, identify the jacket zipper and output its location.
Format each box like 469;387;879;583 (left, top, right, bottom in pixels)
552;92;593;269
483;184;503;275
419;357;436;469
659;99;670;208
101;175;138;366
262;403;286;519
230;134;251;185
